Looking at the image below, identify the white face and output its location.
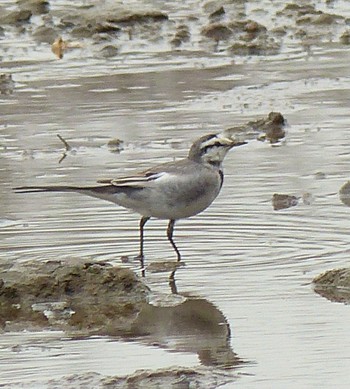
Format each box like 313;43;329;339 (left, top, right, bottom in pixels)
199;136;233;164
202;144;230;163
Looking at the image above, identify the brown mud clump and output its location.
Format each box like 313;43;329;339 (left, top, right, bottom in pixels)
272;194;299;211
224;111;286;144
313;268;350;304
0;259;149;333
339;181;350;206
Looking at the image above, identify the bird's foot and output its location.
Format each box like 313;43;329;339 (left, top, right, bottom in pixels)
134;254;146;277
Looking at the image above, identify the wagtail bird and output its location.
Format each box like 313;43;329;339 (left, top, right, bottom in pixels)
14;134;246;262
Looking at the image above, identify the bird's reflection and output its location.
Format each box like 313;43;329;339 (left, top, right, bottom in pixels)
126;267;243;369
140;259;183;291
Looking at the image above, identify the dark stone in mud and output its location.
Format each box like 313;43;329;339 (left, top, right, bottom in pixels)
0;259;149;333
313;268;350;304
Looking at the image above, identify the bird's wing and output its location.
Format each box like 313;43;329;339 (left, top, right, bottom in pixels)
97;170;167;188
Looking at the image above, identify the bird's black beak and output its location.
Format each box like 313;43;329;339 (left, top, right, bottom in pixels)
229;140;247;148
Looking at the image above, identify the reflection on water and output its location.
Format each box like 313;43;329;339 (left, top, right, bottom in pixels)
130;295;241;368
0;270;242;386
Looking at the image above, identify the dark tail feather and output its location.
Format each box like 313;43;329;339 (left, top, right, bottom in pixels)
13;186;92;194
13;185;140;205
13;185;127;199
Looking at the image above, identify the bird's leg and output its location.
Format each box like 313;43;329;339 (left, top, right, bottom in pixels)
169;269;178;294
167;219;181;261
137;216;150;274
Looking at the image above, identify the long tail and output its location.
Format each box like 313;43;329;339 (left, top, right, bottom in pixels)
13;186;83;194
13;185;127;204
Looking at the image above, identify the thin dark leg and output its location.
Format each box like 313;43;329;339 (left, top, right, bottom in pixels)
167;219;181;261
138;216;150;275
139;216;150;258
169;269;178;294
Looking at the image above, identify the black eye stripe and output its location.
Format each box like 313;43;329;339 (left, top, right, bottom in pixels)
200;141;225;155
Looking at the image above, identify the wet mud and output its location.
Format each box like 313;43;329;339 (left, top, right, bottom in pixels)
0;259;149;333
313;268;350;304
0;259;242;387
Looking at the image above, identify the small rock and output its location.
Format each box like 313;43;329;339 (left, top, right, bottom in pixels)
32;25;58;43
0;9;32;25
107;138;124;152
94;22;121;35
314;172;326;180
250;111;286;142
201;23;233;42
313;268;350;303
272;194;300;211
340;30;350;45
100;45;119;58
313;13;341;25
0;74;15;95
339;181;350;206
171;24;191;47
209;6;225;21
17;0;50;15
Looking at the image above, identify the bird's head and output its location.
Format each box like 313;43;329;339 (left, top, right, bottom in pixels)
188;133;246;166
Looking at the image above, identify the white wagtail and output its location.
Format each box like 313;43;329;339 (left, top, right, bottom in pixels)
14;134;246;261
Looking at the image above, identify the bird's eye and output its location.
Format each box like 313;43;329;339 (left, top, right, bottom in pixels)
201;141;223;154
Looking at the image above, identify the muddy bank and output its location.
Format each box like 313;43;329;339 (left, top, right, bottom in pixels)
0;259;242;385
1;0;349;61
0;259;239;366
313;268;350;304
6;366;239;388
0;259;149;333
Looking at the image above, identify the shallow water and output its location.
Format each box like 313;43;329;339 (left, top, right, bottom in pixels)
1;0;350;387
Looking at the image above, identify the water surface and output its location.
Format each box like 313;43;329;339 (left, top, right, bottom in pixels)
1;0;350;387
